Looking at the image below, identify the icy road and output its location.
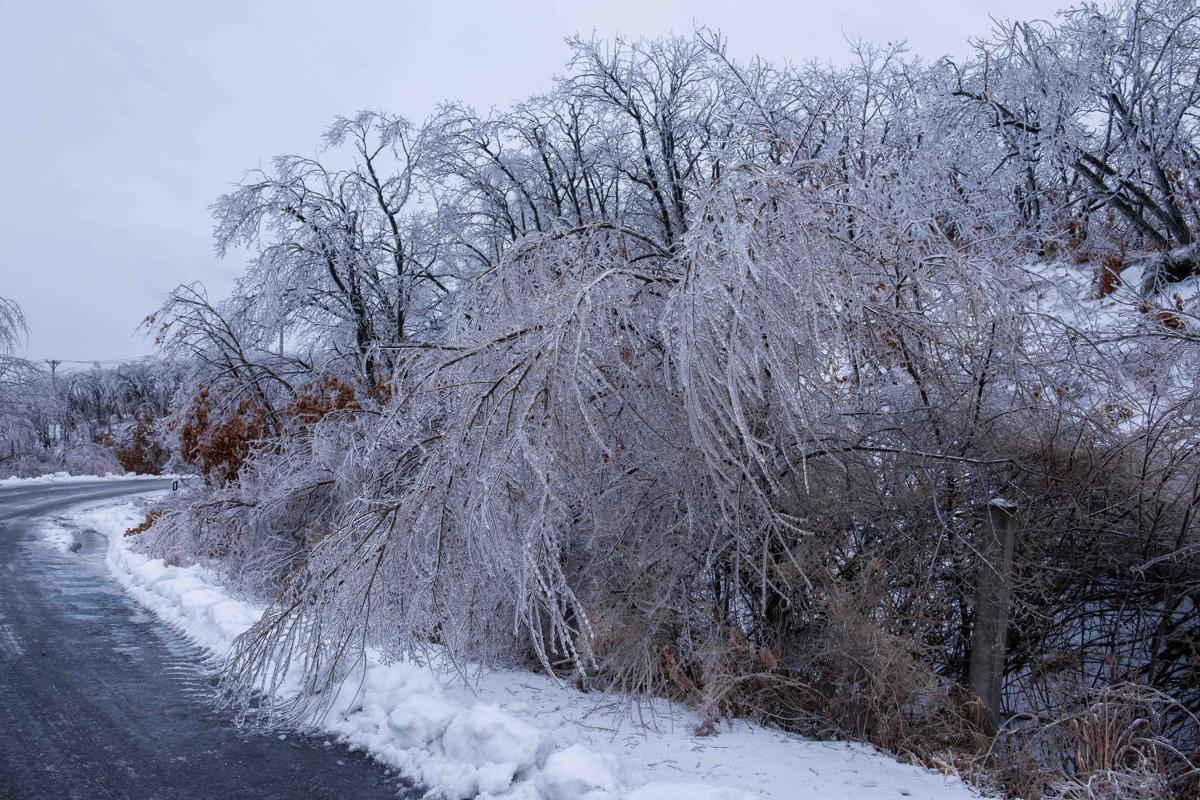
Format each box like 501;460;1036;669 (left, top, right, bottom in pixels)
0;479;411;800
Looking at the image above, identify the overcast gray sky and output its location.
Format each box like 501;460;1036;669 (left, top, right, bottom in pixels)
1;0;1072;363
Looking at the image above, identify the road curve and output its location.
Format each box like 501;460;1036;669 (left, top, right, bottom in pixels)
0;479;413;800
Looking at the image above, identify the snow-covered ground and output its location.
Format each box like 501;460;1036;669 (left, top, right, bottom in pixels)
0;471;170;487
74;500;980;800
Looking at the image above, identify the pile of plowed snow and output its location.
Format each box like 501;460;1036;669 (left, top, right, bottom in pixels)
74;499;978;800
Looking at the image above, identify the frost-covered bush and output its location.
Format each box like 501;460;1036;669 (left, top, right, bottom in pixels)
1;442;123;479
136;5;1200;796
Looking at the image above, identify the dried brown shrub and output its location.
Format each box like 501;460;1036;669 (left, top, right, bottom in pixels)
284;375;360;425
177;386;268;486
985;683;1198;800
125;510;162;537
1096;252;1124;299
116;407;164;475
682;575;983;761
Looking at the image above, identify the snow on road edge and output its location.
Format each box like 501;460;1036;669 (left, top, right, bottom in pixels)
75;500;979;800
0;471;172;487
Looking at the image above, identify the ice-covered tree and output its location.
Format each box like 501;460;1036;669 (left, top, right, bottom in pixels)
136;11;1200;795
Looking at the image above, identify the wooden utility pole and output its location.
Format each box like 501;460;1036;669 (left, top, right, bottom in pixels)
44;359;63;444
45;359;62;390
968;498;1018;731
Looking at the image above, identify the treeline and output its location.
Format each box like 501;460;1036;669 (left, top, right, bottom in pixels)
138;2;1198;797
0;310;177;478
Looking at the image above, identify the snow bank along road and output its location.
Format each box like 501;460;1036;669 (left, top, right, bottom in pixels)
90;501;979;800
0;479;413;800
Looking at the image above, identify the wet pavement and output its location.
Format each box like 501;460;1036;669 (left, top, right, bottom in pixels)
0;479;414;800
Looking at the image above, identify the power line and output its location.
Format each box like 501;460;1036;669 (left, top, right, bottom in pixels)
27;356;158;366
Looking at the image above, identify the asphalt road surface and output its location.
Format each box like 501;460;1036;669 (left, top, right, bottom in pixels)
0;479;414;800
